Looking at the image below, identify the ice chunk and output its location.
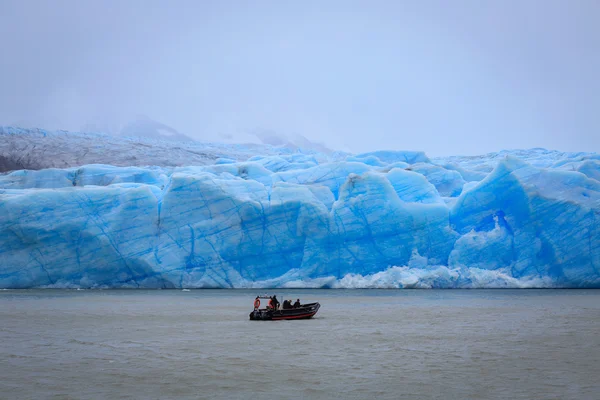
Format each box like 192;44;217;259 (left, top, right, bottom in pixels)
451;156;600;286
273;162;372;199
354;150;431;165
407;163;465;197
385;168;443;204
345;155;385;167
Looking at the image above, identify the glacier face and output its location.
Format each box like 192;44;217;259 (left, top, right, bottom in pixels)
1;129;599;288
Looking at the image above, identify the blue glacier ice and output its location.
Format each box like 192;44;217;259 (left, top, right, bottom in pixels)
1;128;599;288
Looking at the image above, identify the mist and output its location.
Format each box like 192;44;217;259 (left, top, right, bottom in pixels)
1;0;599;156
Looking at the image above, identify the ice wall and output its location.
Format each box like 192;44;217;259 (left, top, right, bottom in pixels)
1;131;599;288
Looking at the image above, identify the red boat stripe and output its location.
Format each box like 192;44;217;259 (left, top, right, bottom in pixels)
271;312;315;320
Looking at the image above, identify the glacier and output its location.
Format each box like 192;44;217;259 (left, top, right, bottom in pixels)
1;128;599;288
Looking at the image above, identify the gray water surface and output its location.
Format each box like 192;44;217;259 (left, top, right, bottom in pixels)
1;289;599;399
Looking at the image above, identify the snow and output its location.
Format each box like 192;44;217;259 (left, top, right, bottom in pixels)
0;126;328;170
1;127;599;288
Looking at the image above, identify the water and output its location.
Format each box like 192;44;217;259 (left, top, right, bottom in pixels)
1;289;599;400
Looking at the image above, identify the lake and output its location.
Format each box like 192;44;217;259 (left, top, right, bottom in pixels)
1;289;599;399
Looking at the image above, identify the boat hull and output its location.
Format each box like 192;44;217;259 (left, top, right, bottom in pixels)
249;302;320;321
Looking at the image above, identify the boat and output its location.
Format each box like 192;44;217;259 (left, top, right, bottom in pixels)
249;296;320;321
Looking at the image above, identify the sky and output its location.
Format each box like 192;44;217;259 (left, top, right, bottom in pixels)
1;0;599;156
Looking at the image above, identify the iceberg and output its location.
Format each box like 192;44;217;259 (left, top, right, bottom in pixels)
0;128;599;288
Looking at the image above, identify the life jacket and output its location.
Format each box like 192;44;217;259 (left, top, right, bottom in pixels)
254;298;260;309
268;299;274;309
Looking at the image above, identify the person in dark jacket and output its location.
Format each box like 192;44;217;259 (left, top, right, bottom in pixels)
293;299;301;308
272;295;280;310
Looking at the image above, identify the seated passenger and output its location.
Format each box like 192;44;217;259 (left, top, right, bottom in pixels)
282;300;290;309
293;299;301;308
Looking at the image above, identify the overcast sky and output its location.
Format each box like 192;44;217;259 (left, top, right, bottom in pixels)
1;0;599;156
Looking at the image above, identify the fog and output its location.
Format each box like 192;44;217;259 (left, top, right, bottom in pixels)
1;0;599;155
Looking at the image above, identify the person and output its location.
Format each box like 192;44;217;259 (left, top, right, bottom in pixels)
293;299;301;308
272;295;280;310
282;300;291;309
254;296;261;310
267;296;274;310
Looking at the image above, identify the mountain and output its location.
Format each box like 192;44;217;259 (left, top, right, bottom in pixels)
118;116;196;143
252;129;334;154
